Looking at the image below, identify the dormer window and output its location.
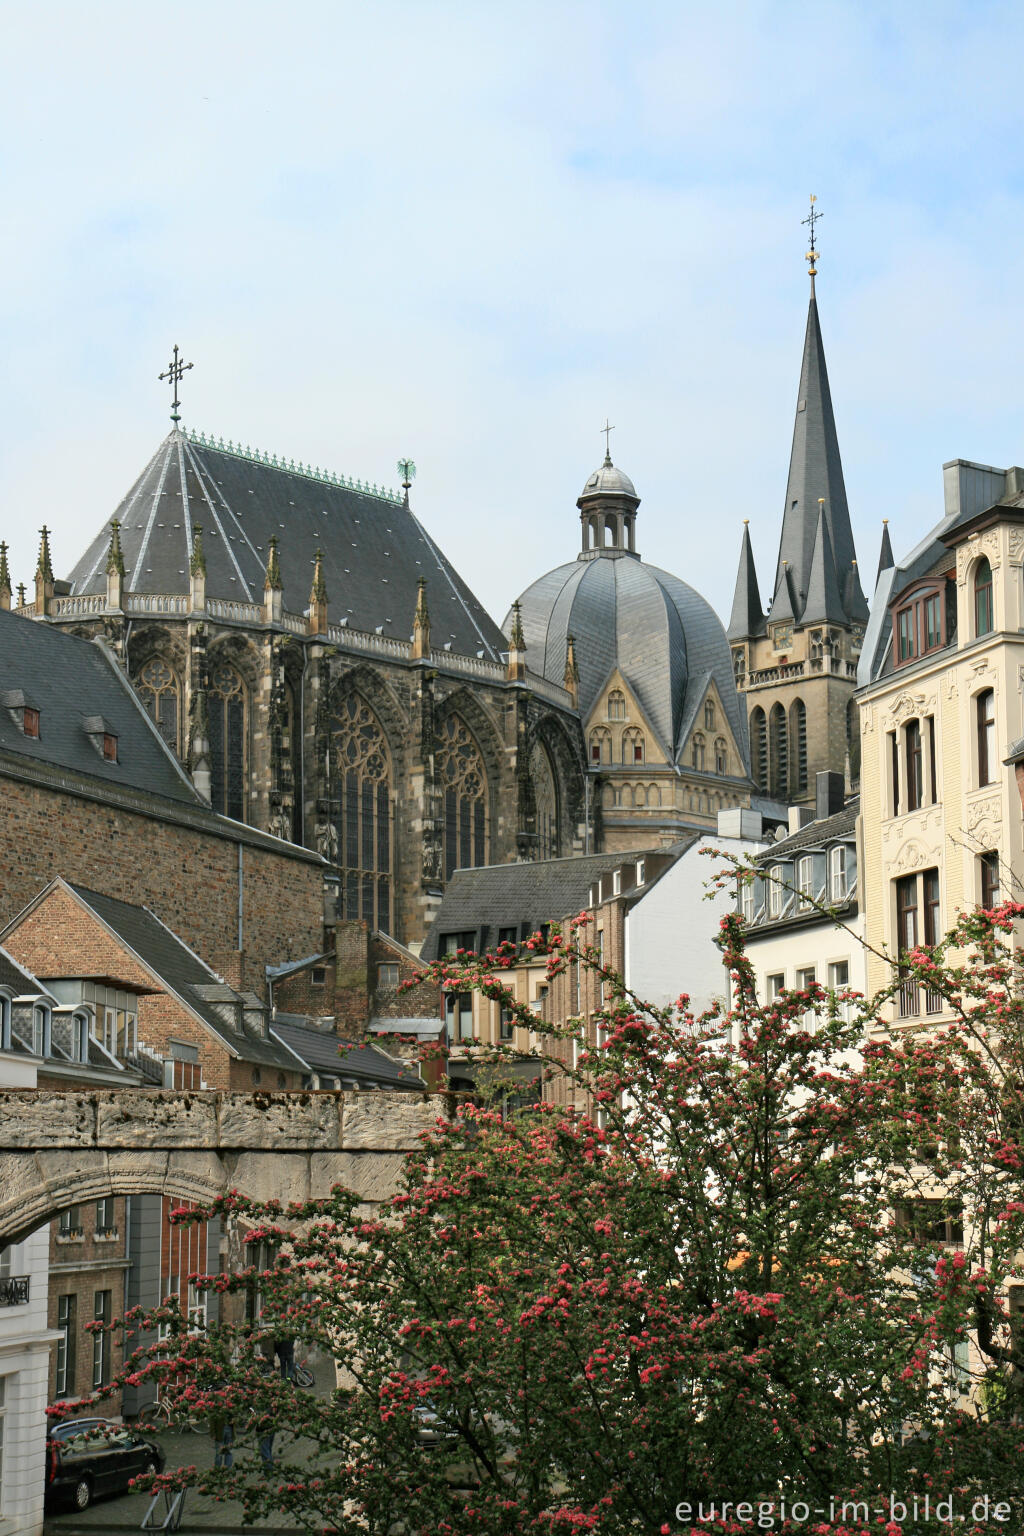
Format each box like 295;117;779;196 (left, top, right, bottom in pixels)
102;733;117;761
83;716;118;762
892;581;951;668
23;707;39;738
2;689;40;736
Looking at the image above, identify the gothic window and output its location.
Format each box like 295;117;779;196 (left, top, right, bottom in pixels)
790;698;807;794
607;690;626;721
208;663;247;821
974;557;994;637
437;714;487;880
704;698;716;730
333;693;393;933
589;727;612;765
691;732;705;771
714;738;728;774
529;738;560;860
769;703;788;798
751;707;768;792
138;657;181;755
623;727;645;764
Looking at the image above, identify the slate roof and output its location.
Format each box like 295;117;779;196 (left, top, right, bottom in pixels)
420;848;681;962
754;800;858;861
0;609;198;806
509;552;748;769
59;883;298;1071
270;1019;423;1090
66;430;506;662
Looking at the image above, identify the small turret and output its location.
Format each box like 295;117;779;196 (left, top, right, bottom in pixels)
411;577;431;660
800;501;845;626
189;524;207;612
563;633;580;708
308;548;328;635
263;535;283;625
105;520;126;611
35;526;54;616
506;600;527;682
727;522;767;641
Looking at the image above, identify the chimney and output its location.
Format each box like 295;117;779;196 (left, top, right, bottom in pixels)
815;770;845;822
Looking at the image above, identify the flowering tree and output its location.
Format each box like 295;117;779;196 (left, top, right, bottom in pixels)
66;901;1024;1534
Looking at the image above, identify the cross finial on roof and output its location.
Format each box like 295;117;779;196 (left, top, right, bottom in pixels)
158;344;194;424
600;418;615;466
802;195;822;285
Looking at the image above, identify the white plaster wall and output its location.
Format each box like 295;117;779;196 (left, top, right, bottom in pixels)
745;913;867;1003
0;1051;55;1536
624;838;767;1016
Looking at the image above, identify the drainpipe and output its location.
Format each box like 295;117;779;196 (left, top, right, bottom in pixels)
237;842;244;952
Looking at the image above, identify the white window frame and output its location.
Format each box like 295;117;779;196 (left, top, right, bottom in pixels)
796;856;814;910
0;1374;6;1512
828;845;848;902
741;880;756;924
32;1002;51;1058
766;973;785;1001
828;959;851;1021
767;865;786;920
0;991;11;1052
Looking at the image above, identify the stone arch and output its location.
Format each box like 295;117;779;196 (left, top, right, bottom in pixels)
769;703;788;798
790;698;807;794
648;782;661;808
329;663;408;769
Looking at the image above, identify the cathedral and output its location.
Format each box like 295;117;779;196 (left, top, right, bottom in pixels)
0;253;867;949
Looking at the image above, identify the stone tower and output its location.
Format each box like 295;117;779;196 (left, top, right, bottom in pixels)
727;261;868;806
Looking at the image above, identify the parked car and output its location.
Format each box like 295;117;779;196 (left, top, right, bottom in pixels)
46;1417;165;1511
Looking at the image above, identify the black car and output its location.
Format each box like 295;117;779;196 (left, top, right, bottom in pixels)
46;1417;165;1511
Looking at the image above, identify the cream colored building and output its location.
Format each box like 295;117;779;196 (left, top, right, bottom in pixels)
857;458;1024;1014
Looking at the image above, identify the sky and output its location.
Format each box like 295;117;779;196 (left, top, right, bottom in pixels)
3;0;1024;635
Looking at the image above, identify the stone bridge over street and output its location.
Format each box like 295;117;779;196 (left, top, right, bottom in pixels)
0;1088;450;1245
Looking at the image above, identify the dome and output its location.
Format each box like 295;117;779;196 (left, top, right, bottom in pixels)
579;457;638;501
506;554;749;769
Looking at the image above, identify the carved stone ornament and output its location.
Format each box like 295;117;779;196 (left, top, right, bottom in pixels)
1009;528;1024;561
967;793;1002;832
885;691;929;729
889;838;940;876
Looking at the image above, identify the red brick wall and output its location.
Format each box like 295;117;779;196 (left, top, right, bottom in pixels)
47;1196;128;1407
0;774;324;991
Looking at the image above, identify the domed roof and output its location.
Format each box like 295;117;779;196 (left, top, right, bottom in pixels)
507;554;749;768
579;456;638;501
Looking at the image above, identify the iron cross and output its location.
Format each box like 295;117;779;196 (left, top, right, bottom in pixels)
601;418;615;457
802;195;822;269
158;345;194;424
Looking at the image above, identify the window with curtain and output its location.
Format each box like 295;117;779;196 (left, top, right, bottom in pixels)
333;693;393;934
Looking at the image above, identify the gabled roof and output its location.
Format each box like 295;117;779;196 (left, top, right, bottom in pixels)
420;847;690;962
66;430;506;662
0;610;198;806
270;1019;423;1090
41;882;299;1071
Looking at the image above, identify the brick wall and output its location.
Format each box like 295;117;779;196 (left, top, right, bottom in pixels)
0;774;325;991
47;1195;128;1408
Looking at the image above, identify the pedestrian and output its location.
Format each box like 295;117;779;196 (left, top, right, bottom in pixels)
209;1412;234;1470
273;1335;295;1380
258;1429;275;1467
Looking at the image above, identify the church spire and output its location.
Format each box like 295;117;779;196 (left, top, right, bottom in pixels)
801;501;845;626
769;218;864;626
876;519;894;584
727;521;766;641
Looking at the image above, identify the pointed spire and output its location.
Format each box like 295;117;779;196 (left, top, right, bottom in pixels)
265;535;283;591
308;548;328;635
16;583;26;609
506;600;527;682
190;523;207;577
843;560;870;625
727;521;767;641
0;542;10;611
876;519;894;584
769;561;797;625
411;576;431;659
105;519;126;578
563;633;580;708
769;272;863;625
801;501;846;626
35;526;54;615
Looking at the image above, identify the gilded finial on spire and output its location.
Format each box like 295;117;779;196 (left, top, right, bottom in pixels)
311;548;328;604
105;519;126;578
802;194;821;284
265;535;283;591
36;526;53;583
600;418;615;467
190;524;206;577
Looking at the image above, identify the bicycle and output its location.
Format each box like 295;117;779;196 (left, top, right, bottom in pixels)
135;1397;203;1433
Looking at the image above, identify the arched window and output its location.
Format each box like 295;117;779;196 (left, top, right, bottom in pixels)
769;703;788;798
704;698;716;730
623;727;645;764
208;663;247;821
634;784;646;808
750;707;768;792
691;733;705;771
714;738;728;775
138;657;182;755
648;783;661;808
437;714;487;880
589;727;612;765
974;557;994;636
333;693;394;932
619;784;633;809
529;738;560;860
790;699;807;794
607;690;626;721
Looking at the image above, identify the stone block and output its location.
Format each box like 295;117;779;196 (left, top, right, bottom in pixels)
217;1092;339;1149
223;1151;311;1209
341;1091;446;1151
0;1090;96;1148
310;1150;408;1204
95;1090;219;1148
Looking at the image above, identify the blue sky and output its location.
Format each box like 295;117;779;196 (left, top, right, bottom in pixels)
3;0;1024;632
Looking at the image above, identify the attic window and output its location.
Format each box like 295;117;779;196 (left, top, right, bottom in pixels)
2;690;40;736
82;715;118;762
102;733;118;761
23;707;39;738
311;967;327;986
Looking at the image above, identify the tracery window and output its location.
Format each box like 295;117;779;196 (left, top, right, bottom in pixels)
138;657;181;755
529;738;560;860
333;693;393;933
623;727;645;764
607;690;626;721
208;663;247;821
437;714;487;880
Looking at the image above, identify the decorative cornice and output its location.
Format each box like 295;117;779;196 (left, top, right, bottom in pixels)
186;428;403;506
